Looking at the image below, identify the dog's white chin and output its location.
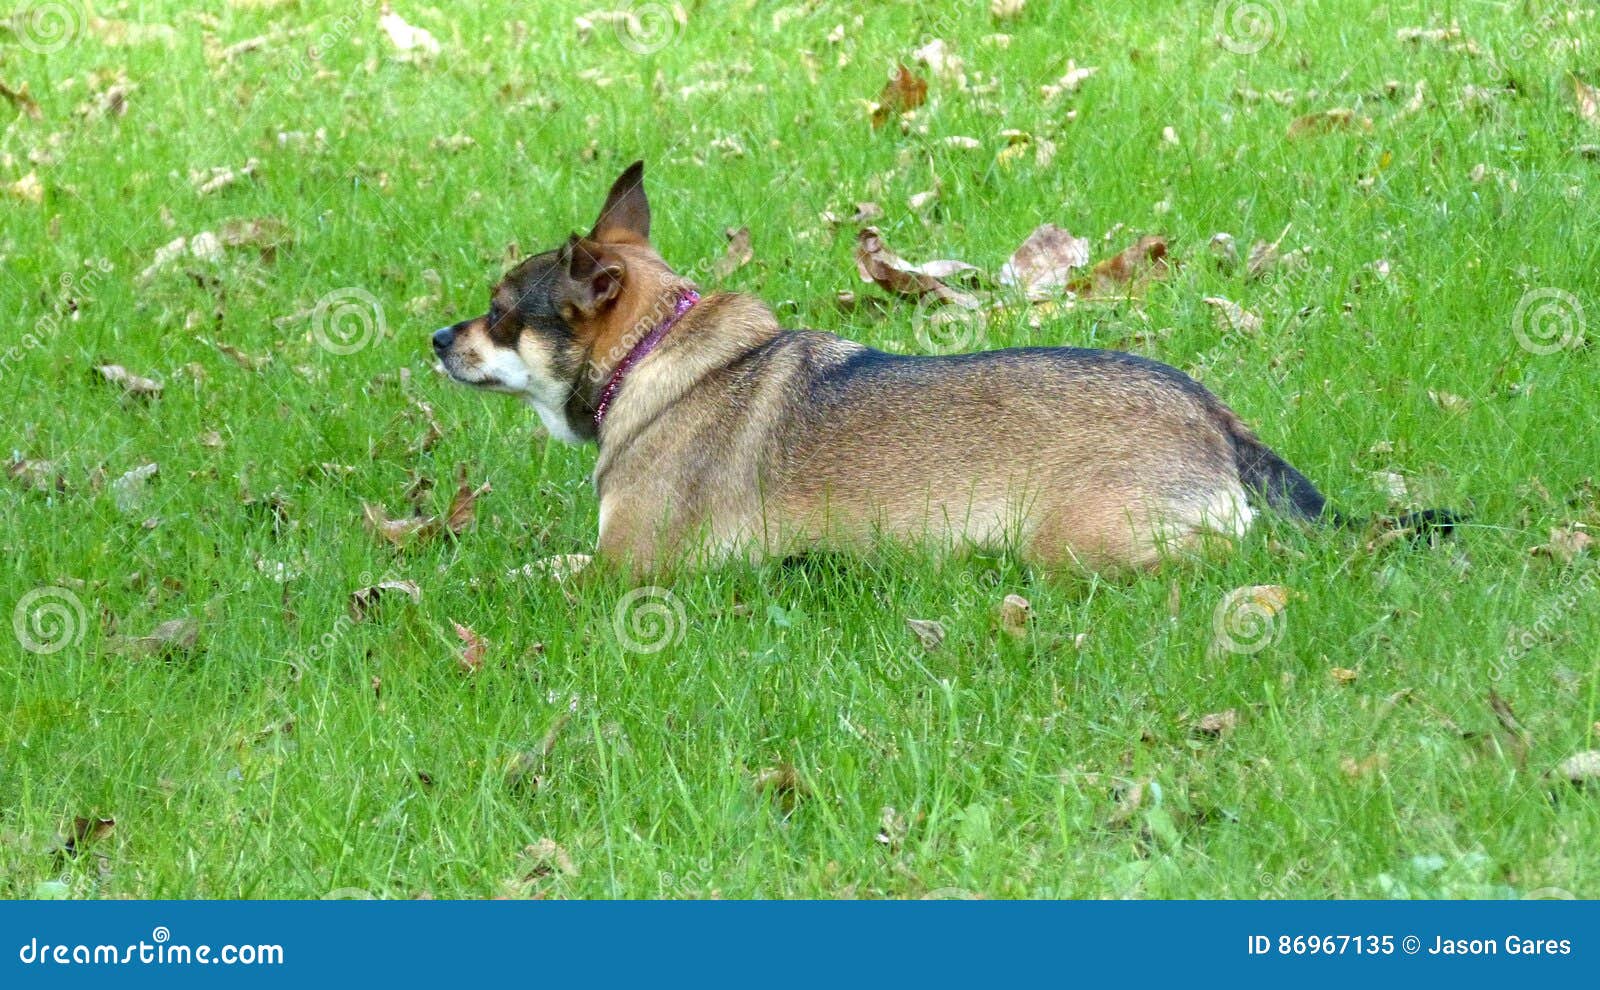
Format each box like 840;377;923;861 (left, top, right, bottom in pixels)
524;395;585;444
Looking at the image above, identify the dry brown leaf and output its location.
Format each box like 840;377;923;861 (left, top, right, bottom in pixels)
62;815;115;857
870;64;928;128
362;503;432;547
1330;667;1358;685
1532;524;1593;564
1572;76;1599;126
1202;296;1263;335
8;458;66;494
349;579;422;621
110;463;158;513
519;838;577;879
453;620;488;673
441;479;490;535
380;9;442;55
854;227;981;307
1287;108;1373;139
217;216;293;262
94;364;164;398
1196;709;1239;737
753;762;810;813
998;594;1031;638
710;226;753;280
1552;750;1600;787
1067;235;1172;299
509;554;595;582
1040;60;1097;101
998;224;1090;297
1428;389;1469;413
191;159;259;197
0;79;41;120
7;172;43;203
1340;753;1387;779
905;617;946;651
106;617;198;658
1488;689;1531;768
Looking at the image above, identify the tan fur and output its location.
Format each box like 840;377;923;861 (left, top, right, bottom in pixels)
434;162;1271;580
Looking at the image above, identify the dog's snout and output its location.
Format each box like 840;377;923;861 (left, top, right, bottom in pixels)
432;326;455;352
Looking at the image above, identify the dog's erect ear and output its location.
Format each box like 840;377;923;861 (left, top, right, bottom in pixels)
588;160;650;243
560;235;626;317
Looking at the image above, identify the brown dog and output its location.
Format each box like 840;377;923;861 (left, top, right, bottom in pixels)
433;161;1445;577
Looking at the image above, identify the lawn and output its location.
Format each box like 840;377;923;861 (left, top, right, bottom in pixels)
2;0;1597;899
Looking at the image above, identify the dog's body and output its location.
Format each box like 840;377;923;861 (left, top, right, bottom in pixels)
433;162;1379;577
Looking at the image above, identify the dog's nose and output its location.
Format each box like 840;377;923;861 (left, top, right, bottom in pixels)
432;326;455;352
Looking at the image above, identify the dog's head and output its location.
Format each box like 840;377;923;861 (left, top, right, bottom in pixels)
432;160;680;443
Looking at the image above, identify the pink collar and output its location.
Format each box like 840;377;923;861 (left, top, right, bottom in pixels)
592;288;700;433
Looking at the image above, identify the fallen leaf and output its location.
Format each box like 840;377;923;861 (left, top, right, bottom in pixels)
1396;25;1463;45
1572;77;1599;125
854;227;981;307
998;223;1090;297
349;579;422;621
190;159;259;197
1195;709;1239;737
62;816;115;857
7;172;43;203
106;617;198;659
912;38;965;87
1488;689;1531;768
1428;389;1469;414
518;838;577;879
1040;60;1097;101
1532;524;1593;565
1286;108;1373;139
990;0;1026;19
441;478;490;535
8;458;66;494
379;8;442;56
94;364;164;398
453;620;488;673
110;463;158;513
217;216;293;262
905;617;946;651
1340;753;1387;779
1330;667;1358;684
710;226;753;280
1202;296;1263;335
362;503;432;547
0;78;42;120
870;64;927;128
1552;751;1600;787
753;763;810;813
509;554;594;582
1067;235;1172;299
997;594;1031;638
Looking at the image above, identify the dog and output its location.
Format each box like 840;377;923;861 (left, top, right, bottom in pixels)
433;161;1453;577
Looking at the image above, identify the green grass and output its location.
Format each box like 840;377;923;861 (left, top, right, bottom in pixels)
2;0;1598;899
